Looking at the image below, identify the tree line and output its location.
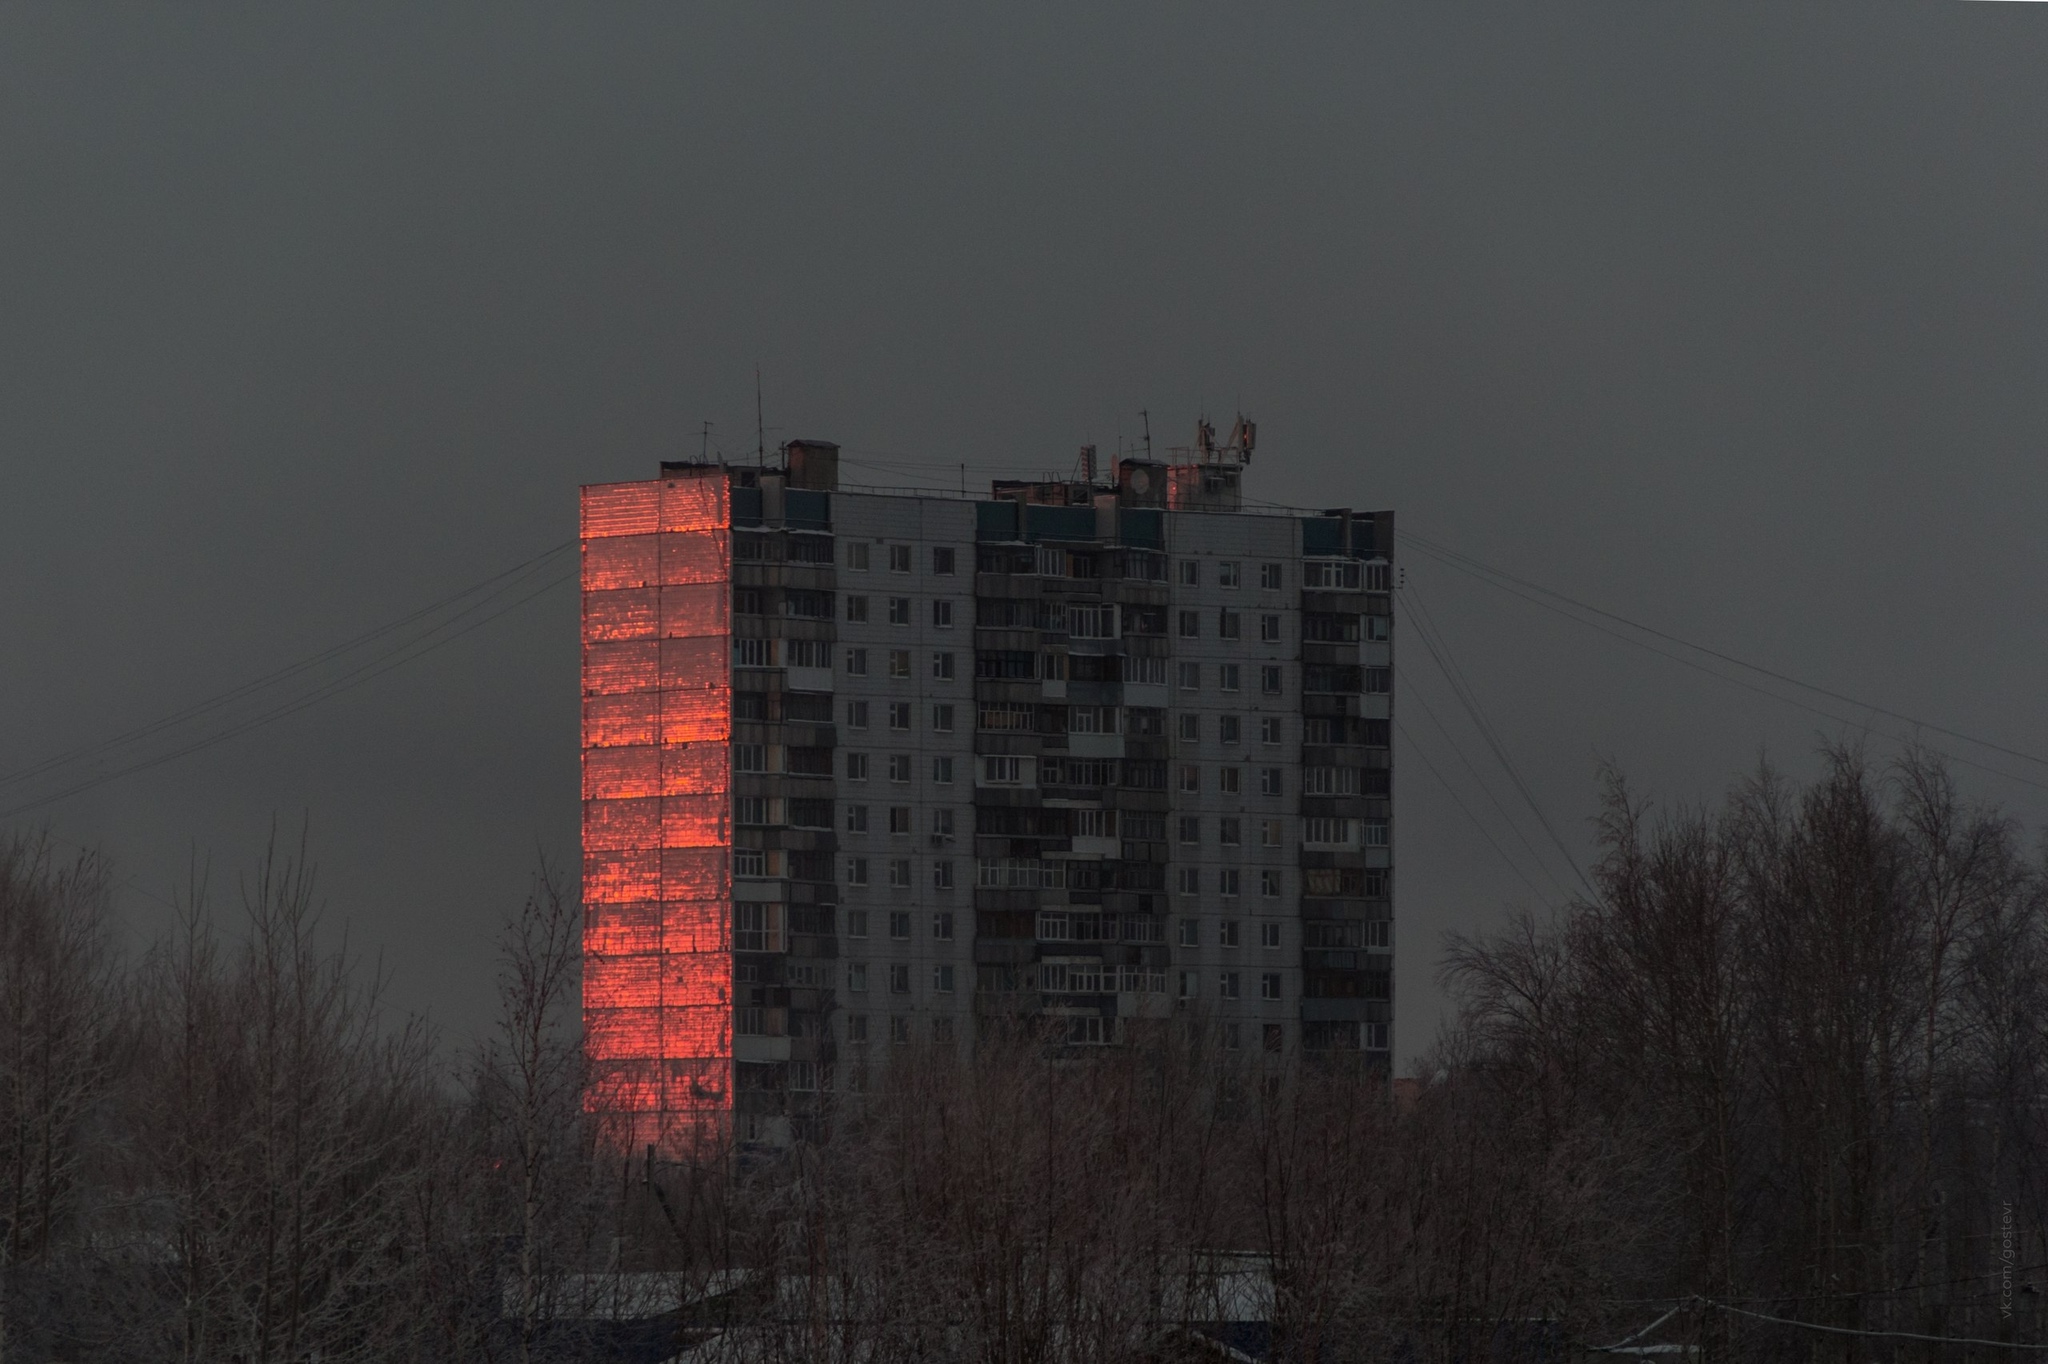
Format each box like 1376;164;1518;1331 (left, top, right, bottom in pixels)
0;745;2040;1362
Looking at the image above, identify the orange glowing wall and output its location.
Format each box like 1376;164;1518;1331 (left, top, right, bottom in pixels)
581;470;733;1151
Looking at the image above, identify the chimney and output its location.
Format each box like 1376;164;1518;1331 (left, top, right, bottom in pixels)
785;440;840;491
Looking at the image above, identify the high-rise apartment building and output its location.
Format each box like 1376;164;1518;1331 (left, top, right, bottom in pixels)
581;434;1393;1149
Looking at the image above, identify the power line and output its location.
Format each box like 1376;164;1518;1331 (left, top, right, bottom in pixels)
1401;530;2048;774
1400;537;2048;798
1395;668;1570;902
0;540;576;794
1394;718;1551;904
0;553;575;823
1400;577;1596;899
1698;1295;2048;1351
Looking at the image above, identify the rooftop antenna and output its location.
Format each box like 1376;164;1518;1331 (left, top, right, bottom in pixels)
1140;409;1152;461
701;420;713;462
754;366;766;469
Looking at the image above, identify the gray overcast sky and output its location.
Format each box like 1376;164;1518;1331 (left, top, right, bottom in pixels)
4;5;2046;1065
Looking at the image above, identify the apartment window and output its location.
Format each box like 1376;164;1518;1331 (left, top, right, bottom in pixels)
934;964;956;993
736;796;767;825
1260;767;1283;796
845;805;869;834
1261;869;1282;898
847;963;869;992
734;588;764;616
889;963;910;993
1177;867;1200;895
888;701;911;731
1304;817;1353;846
889;859;912;889
734;849;766;878
1128;655;1165;685
1364;1022;1390;1051
787;639;829;669
1177;662;1200;691
932;650;956;680
983;756;1023;785
1365;819;1390;847
1178;714;1201;742
885;755;909;784
933;756;955;784
889;650;911;679
933;910;955;940
1260;665;1283;696
1178;610;1200;639
932;704;955;733
889;910;911;940
1263;921;1283;950
1220;715;1240;744
1178;559;1200;586
887;597;910;625
846;752;869;781
1219;561;1241;589
1179;765;1201;794
932;808;955;840
1220;767;1241;794
1220;919;1240;949
1178;918;1199;947
1224;1022;1242;1051
1260;563;1283;590
845;858;869;887
845;647;869;676
843;594;869;624
1219;610;1240;640
1179;971;1199;999
847;908;869;937
735;903;782;951
1260;614;1281;642
932;600;954;628
1366;615;1390;641
847;542;870;570
932;546;956;575
890;1015;910;1044
889;544;912;573
1220;817;1242;846
1261;972;1282;1001
1220;868;1241;897
735;638;773;668
1219;664;1241;693
734;692;767;722
1261;821;1282;849
1260;716;1281;745
932;860;955;890
1219;972;1241;1000
1365;667;1391;694
1178;816;1201;845
888;806;911;835
735;744;767;773
846;700;869;728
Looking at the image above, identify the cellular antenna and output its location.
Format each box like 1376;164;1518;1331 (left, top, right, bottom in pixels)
1140;409;1152;461
755;367;765;469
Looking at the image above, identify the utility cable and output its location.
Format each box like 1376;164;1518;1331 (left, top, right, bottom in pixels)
1400;530;2048;774
1401;576;1596;899
1395;668;1571;903
1399;538;2048;798
1696;1295;2047;1351
1394;718;1551;905
0;565;574;823
0;539;576;793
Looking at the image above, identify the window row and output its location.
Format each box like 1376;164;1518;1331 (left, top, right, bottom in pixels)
1175;560;1288;590
1175;609;1287;643
843;595;958;627
843;753;957;783
1177;970;1287;1002
1173;868;1288;898
1178;918;1285;949
841;805;958;840
844;543;956;575
843;857;958;890
842;700;958;733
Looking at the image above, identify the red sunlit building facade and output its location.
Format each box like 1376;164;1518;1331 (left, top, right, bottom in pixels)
580;467;735;1152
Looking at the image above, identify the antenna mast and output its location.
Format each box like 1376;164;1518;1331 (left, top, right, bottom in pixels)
755;367;766;468
1140;409;1152;461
